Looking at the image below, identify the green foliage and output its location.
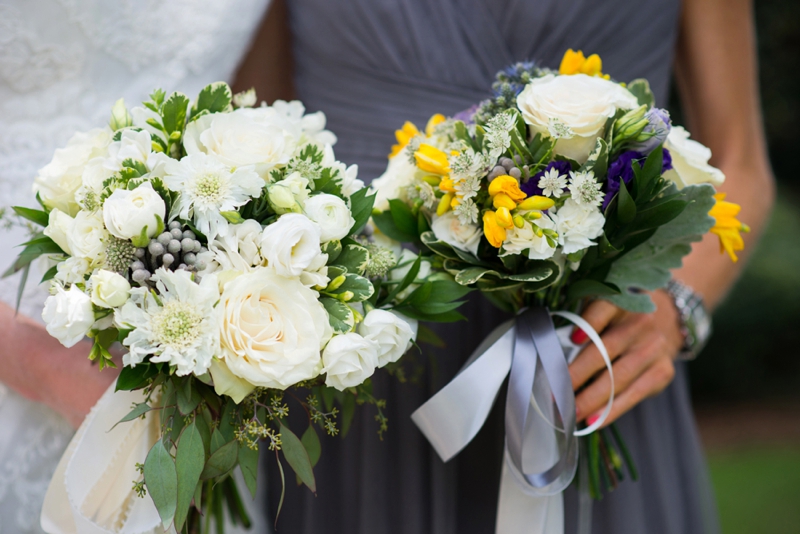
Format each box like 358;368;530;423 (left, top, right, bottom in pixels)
301;425;322;467
349;187;376;235
320;297;355;333
200;441;238;480
579;138;609;180
280;424;317;493
190;82;232;122
144;440;178;529
334;243;370;275
373;200;423;244
238;442;259;499
12;206;49;227
174;422;205;531
161;92;189;138
627;79;655;109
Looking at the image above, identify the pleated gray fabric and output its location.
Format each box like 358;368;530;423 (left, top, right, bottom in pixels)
264;1;721;532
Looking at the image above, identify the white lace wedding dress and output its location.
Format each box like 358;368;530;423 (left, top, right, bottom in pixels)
0;1;271;531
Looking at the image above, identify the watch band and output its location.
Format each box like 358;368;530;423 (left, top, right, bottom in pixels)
665;279;712;361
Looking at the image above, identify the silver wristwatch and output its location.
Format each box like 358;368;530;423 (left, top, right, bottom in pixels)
665;279;712;361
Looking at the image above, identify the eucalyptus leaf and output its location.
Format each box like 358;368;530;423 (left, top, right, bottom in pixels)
201;440;238;480
112;402;152;429
301;425;322;468
174;422;206;531
144;440;178;530
280;424;316;492
238;442;259;499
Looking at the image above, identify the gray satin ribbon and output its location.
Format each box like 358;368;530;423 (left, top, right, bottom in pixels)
412;306;612;534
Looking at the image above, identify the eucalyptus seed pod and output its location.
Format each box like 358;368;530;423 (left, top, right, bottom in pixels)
170;228;183;239
134;248;146;259
182;230;196;240
181;238;194;252
500;157;514;171
183;252;197;265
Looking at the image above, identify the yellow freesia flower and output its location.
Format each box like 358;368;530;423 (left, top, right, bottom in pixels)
389;121;419;159
483;211;508;248
439;177;456;193
437;193;454;216
516;195;555;211
415;143;450;175
495;207;514;229
558;49;610;79
488;175;526;202
493;193;517;210
709;193;749;262
426;114;446;136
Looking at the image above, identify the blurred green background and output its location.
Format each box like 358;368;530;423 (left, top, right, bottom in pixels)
673;1;800;532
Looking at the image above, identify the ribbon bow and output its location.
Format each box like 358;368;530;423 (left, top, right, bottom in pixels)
412;307;613;534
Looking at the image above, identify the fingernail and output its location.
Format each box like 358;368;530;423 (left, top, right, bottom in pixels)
586;413;600;426
571;327;588;344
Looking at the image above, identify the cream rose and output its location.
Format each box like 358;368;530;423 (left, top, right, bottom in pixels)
184;111;296;174
303;194;355;242
517;74;638;163
322;333;379;391
102;182;166;240
260;213;325;278
90;269;131;308
359;309;417;367
663;126;725;188
33;128;112;216
208;358;256;404
217;267;332;390
42;285;95;348
43;209;74;255
431;212;483;256
67;210;107;261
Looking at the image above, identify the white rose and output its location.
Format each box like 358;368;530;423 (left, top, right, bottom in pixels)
322;333;379;391
200;219;264;274
501;215;558;260
217;267;332;389
551;199;605;254
371;154;417;211
517;74;638;163
260;213;324;277
663;126;725;188
359;309;417;367
102;182;166;240
208;358;255;404
67;210;107;261
431;212;482;256
303;194;355;242
184;111;296;174
33;128;112;216
390;249;432;301
42;285;95;348
90;269;131;308
43;209;74;255
54;256;91;285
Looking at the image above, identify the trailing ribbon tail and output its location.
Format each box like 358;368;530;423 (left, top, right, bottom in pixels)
411;307;614;534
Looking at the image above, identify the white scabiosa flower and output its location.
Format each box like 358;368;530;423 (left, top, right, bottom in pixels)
551;199;605;254
567;171;604;208
115;268;220;376
537;168;568;198
164;153;264;241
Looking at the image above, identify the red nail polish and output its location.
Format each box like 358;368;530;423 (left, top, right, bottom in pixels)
586;413;600;426
571;327;588;345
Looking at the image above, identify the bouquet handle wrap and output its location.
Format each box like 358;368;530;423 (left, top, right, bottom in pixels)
411;307;614;534
41;382;167;534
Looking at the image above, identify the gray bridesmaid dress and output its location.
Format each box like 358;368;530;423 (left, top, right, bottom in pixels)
264;1;721;532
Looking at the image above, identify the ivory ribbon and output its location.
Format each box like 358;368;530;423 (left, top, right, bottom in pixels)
411;307;613;534
41;383;168;534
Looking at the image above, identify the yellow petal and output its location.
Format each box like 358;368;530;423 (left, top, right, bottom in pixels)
483;211;507;248
439;177;456;193
559;49;585;75
580;54;603;76
517;195;555;211
488;175;526;202
493;193;517;210
415;143;450;175
389;121;419;158
437;193;454;216
425;114;446;136
496;207;514;229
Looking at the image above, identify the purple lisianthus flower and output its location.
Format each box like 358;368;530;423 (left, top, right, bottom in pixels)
453;104;480;126
522;160;572;197
630;108;672;154
603;149;675;209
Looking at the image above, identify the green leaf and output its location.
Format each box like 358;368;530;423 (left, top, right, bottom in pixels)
238;442;259;499
372;210;416;243
617;179;637;224
392;306;465;323
566;279;621;303
454;266;502;285
320;297;355;333
160;92;190;137
144;440;178;530
382;255;421;304
504;262;556;282
424;279;472;303
349;187;376;235
176;379;202;415
579;138;609;180
280;424;316;493
301;425;322;468
201;440;239;480
14;263;30;312
604;183;716;312
528;132;556;167
388;199;418;238
322;240;342;262
633;199;688;230
191;82;232;120
12;206;49;227
131;224;150;248
40;264;58;284
420;232;461;260
627;79;655;109
340;393;356;438
113;402;152;428
334;244;369;275
115;364;158;391
210;429;227;454
174;422;206;531
326;273;374;302
416;324;445;348
219;210;244;224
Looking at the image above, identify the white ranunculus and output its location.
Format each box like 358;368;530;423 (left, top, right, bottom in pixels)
322;333;379;391
90;269;131;308
663;126;725;188
199;219;265;274
44;209;74;255
517;74;638;163
299;252;330;289
260;213;324;277
359;309;417;367
67;210;107;261
33;128;112;216
54;256;91;285
501;215;558;260
208;358;255;404
431;211;483;256
340;164;364;198
183;111;296;175
551;199;605;254
390;249;432;301
102;182;166;240
217;267;332;390
370;154;417;211
303;194;355;242
42;285;95;348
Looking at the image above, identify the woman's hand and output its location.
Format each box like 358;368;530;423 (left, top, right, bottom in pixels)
568;291;684;426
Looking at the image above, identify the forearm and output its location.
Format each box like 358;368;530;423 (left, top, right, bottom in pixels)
0;302;117;427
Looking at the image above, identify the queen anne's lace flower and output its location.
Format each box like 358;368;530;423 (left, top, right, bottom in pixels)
115;268;220;376
568;170;604;208
484;110;517;158
537;168;568;198
454;197;480;225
